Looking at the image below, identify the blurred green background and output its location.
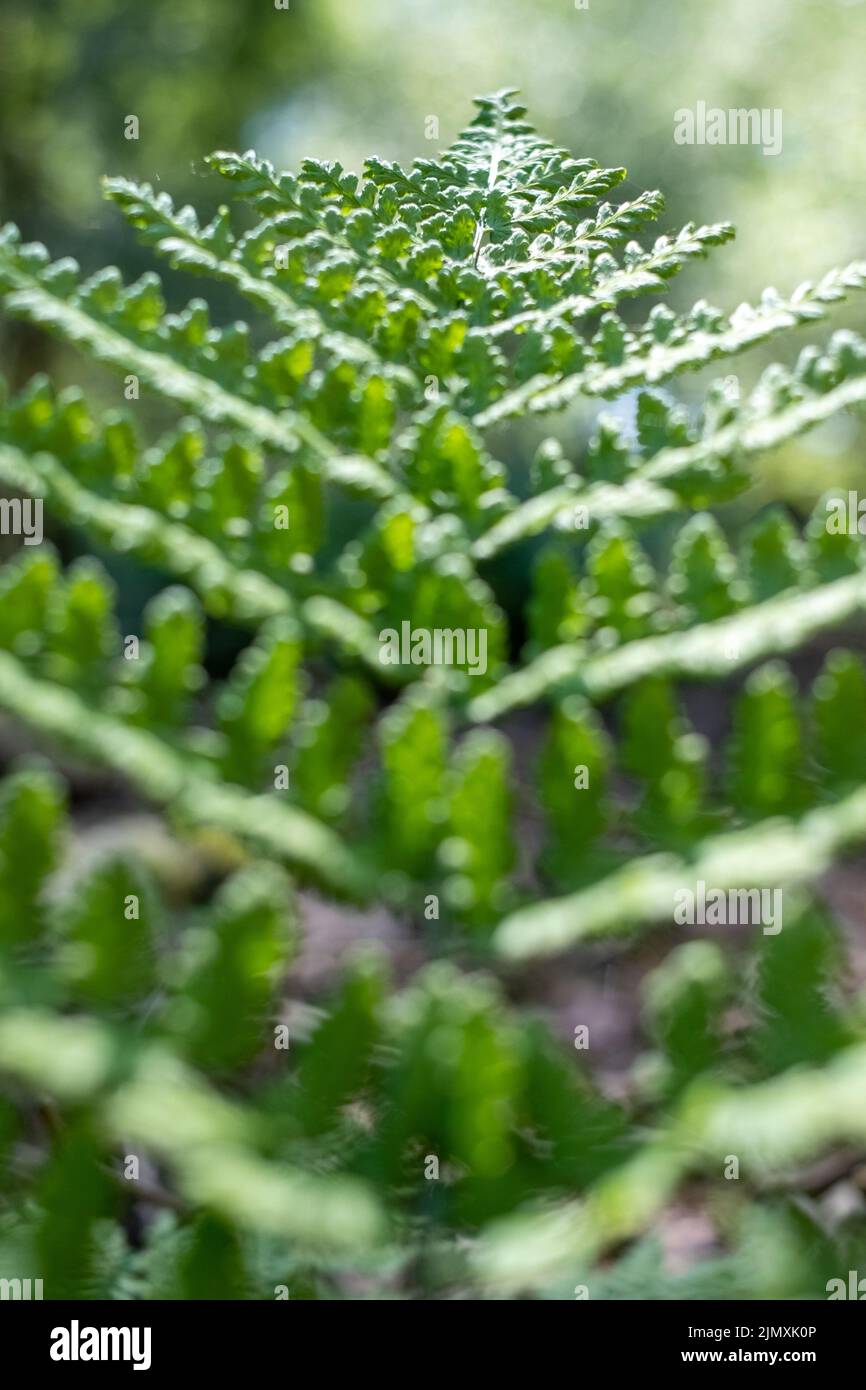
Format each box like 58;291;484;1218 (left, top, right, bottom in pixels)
1;0;864;507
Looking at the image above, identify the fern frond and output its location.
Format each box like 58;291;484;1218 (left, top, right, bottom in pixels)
0;649;373;897
473;331;866;560
0;1009;386;1251
471;503;866;720
2;89;866;1302
0;227;396;500
477;263;866;426
493;785;866;960
473;1041;866;1292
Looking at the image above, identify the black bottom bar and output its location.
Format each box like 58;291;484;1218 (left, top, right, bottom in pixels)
0;1297;859;1375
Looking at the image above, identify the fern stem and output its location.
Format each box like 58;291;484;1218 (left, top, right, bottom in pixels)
493;783;866;960
0;650;376;897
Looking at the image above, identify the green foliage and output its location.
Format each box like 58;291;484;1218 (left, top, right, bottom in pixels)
753;905;850;1074
291;955;385;1138
538;695;610;884
1;91;866;1300
171;864;297;1073
442;729;514;929
643;941;730;1096
57;860;158;1007
0;767;64;947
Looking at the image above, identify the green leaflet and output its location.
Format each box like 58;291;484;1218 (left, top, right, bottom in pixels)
741;507;803;602
118;586;205;730
175;1216;249;1302
43;557;119;696
292;954;386;1137
170;864;297;1073
291;674;375;824
36;1126;117;1300
812;649;866;789
727;663;809;819
667;514;743;622
642;942;730;1096
56;859;159;1007
537;695;610;885
376;691;449;881
524;545;586;656
217;618;304;787
0;768;65;947
752;904;850;1074
620;677;708;846
441;728;514;929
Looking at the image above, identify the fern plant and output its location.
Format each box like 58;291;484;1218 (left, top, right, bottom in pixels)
1;89;866;1299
